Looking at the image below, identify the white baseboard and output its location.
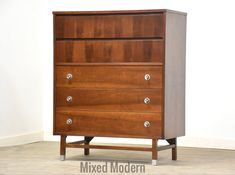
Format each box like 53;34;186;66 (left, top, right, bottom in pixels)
0;131;44;147
44;132;235;150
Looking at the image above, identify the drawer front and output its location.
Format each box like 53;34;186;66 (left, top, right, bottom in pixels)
56;88;162;112
55;111;162;138
55;40;163;63
56;66;163;89
55;14;164;39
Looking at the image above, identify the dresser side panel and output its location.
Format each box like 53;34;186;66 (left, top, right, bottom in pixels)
164;12;186;139
53;14;57;135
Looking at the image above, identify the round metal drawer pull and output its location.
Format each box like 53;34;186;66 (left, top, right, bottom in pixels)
66;118;73;125
66;96;73;103
144;121;151;128
66;73;73;80
144;97;151;104
144;74;151;81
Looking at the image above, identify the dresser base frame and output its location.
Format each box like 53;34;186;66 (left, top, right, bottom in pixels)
59;136;177;165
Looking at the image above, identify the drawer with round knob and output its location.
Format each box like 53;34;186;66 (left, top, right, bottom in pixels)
56;65;163;89
55;111;162;138
56;88;162;112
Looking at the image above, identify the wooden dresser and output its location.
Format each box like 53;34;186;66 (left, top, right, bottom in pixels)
53;9;186;165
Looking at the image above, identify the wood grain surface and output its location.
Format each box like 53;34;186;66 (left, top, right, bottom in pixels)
56;65;163;89
55;111;162;138
55;14;163;39
56;88;162;112
55;40;163;63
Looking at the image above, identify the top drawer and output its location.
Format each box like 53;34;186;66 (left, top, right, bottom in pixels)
54;14;164;39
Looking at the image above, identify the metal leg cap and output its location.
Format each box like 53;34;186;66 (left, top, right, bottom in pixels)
60;155;65;161
152;160;158;166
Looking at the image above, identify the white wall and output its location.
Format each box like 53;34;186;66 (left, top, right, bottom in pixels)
0;0;44;146
1;0;235;149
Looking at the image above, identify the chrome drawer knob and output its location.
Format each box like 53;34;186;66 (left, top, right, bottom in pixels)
144;74;151;81
144;121;150;128
66;96;73;103
144;97;151;104
66;73;73;80
66;118;73;125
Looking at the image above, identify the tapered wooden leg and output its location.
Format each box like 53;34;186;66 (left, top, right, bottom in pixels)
166;138;177;160
84;137;94;156
172;138;177;160
84;137;89;156
152;138;158;165
60;135;67;161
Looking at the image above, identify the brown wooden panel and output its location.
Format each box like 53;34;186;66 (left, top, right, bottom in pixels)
56;65;163;89
55;111;162;138
56;88;162;112
55;40;163;63
55;14;164;38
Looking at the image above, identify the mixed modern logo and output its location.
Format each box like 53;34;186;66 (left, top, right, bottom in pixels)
80;161;146;174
